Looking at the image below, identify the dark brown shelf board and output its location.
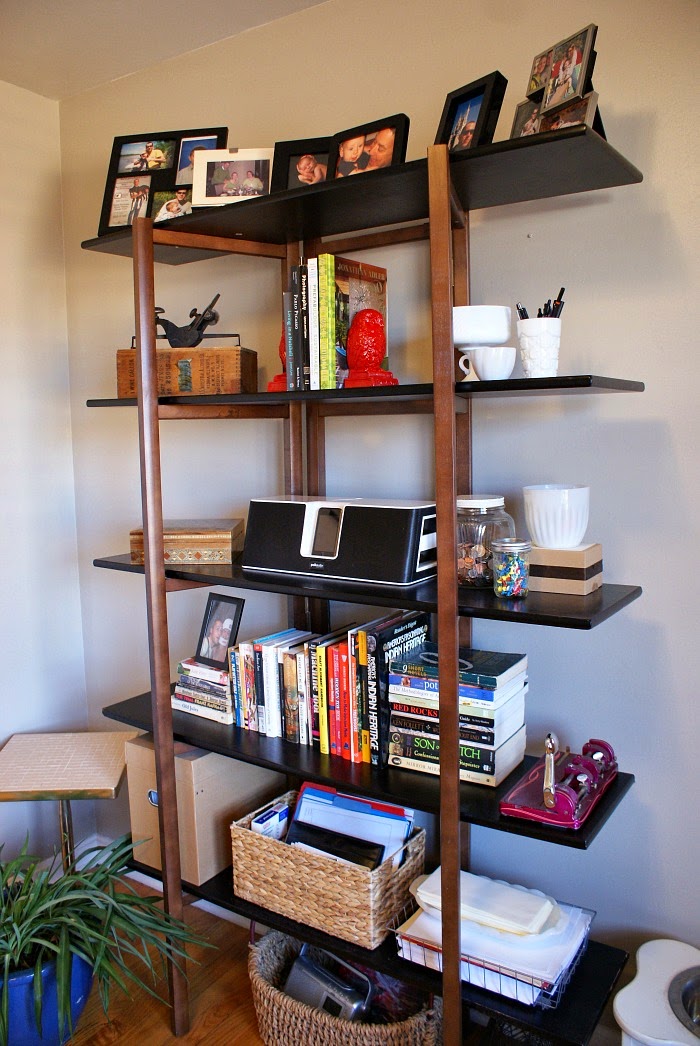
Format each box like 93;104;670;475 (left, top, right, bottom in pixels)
86;375;644;410
104;692;633;849
94;554;641;630
81;129;642;264
128;855;626;1045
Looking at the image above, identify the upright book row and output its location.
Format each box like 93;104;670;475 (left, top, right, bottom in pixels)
176;611;429;764
284;253;388;391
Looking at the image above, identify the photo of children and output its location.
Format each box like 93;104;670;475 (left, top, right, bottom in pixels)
152;187;192;222
293;152;328;185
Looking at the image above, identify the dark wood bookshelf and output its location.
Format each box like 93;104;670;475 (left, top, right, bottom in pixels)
86;375;645;410
128;854;626;1045
81;128;641;264
104;691;633;850
94;554;641;630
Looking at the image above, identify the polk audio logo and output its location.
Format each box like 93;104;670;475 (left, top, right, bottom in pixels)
309;562;325;570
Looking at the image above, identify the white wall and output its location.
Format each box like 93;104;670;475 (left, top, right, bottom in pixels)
0;82;89;852
56;0;698;1029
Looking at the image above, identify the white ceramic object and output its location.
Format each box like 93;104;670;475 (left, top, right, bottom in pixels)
470;345;517;381
613;938;700;1046
517;317;561;378
523;484;590;549
453;305;511;348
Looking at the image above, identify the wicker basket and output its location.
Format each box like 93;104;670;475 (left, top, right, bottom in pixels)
248;931;443;1046
231;791;425;949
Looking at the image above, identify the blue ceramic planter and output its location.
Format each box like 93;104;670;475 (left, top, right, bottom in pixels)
2;955;93;1045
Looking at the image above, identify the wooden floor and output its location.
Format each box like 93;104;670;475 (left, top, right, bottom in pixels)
70;884;265;1045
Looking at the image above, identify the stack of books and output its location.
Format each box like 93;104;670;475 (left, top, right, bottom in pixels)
284;254;388;390
386;642;528;786
172;657;234;724
223;610;430;757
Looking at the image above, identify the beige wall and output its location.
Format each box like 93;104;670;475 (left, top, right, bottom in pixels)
55;0;698;1018
0;81;89;850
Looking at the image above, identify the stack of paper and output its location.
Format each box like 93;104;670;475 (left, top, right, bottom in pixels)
396;870;593;1006
416;867;556;934
289;782;414;868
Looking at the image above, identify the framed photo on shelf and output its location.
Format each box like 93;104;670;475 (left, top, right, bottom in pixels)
327;114;409;178
526;48;553;99
538;91;599;132
434;71;507;152
271;136;331;192
510;99;541;138
540;24;598;115
151;187;193;223
195;593;245;669
192;147;274;206
97;127;227;236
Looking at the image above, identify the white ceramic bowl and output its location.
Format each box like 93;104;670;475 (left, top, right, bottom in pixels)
470;345;517;381
523;484;590;549
453;305;511;348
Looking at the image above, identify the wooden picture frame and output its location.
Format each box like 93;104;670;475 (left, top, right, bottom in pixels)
540;24;598;115
97;127;227;236
435;72;507;152
192;148;274;206
538;91;599;133
195;594;245;669
510;99;541;139
271;136;331;192
327;114;409;179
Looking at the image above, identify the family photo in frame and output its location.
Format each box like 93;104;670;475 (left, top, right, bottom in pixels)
270;136;331;191
539;24;597;114
327;114;409;178
434;72;507;152
195;593;245;669
191;148;274;206
98;126;227;236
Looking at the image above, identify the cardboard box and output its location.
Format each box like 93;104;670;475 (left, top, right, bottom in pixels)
528;542;603;595
116;345;258;398
129;518;244;565
125;734;284;885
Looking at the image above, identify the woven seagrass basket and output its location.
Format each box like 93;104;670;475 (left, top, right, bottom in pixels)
248;931;443;1046
231;791;425;949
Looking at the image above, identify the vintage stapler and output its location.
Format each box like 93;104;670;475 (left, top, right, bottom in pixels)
499;733;618;830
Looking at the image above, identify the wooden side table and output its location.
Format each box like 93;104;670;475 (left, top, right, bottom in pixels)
0;731;139;869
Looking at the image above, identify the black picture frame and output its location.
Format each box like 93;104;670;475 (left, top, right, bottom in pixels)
97;126;227;236
271;136;332;192
435;72;507;152
510;99;542;139
539;24;598;115
327;114;409;179
195;593;245;669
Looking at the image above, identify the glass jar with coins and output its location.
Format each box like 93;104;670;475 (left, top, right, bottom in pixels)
456;495;515;587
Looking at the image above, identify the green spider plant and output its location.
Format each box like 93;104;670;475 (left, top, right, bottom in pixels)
0;833;210;1044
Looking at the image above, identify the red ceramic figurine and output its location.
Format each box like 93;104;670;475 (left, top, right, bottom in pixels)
344;308;398;388
267;326;288;391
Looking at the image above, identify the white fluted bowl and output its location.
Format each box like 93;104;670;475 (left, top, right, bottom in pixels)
453;306;511;348
523;484;590;549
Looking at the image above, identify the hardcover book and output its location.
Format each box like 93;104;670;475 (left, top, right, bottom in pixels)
389;689;526;748
129;517;244;565
316;252;388;389
364;611;431;767
116;346;257;398
389;724;527;787
391;642;527;690
387;670;528;709
388;684;527;730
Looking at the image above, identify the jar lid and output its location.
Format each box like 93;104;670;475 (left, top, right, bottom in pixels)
491;538;532;553
456;495;505;509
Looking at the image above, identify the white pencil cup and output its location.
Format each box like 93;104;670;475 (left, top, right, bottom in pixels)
517;317;561;378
